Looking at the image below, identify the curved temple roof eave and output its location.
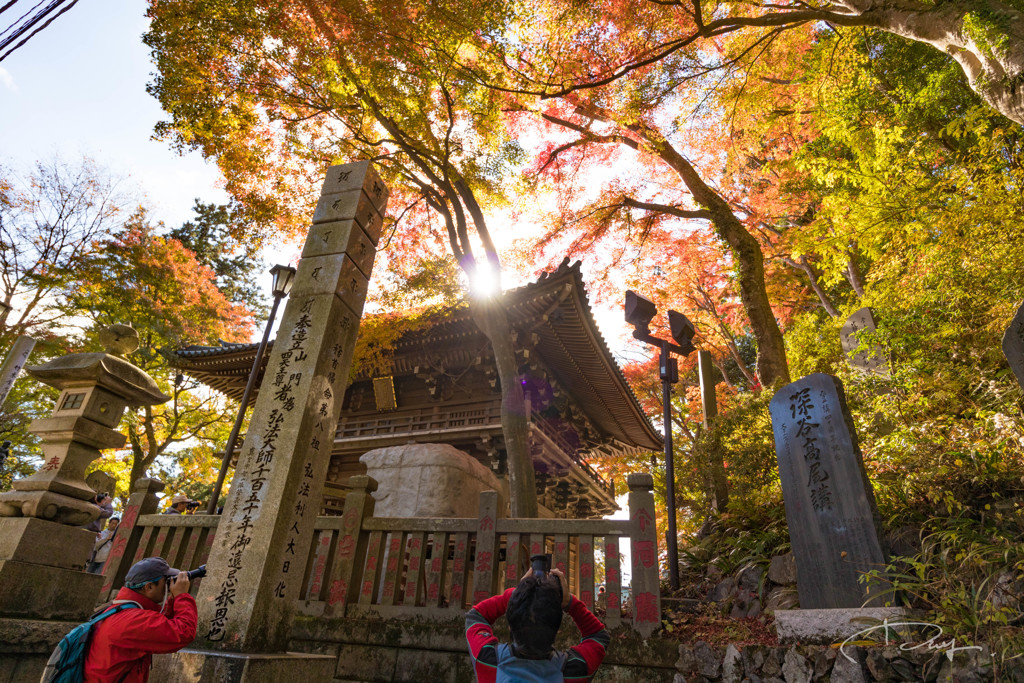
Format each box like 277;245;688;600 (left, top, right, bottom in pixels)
168;261;662;451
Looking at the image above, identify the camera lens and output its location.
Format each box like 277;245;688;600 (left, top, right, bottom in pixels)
185;565;207;581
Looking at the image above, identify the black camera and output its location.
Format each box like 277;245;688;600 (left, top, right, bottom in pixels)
185;500;201;511
530;553;551;578
185;565;207;581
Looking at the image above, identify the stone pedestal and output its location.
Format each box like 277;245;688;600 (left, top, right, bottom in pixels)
774;607;910;645
152;649;336;683
0;517;103;621
0;618;78;683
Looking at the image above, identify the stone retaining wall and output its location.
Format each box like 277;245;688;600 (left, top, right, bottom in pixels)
0;617;76;683
288;615;1015;682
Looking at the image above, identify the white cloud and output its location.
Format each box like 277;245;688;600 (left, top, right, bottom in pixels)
0;67;15;92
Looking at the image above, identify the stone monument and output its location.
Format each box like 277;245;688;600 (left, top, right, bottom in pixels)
155;161;389;682
1002;300;1024;391
769;373;887;608
360;443;507;518
841;308;888;375
0;324;168;631
0;335;36;407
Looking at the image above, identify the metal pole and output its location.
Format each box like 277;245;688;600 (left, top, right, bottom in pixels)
206;293;284;514
661;341;680;590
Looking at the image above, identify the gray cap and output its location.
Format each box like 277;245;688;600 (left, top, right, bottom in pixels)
125;557;179;588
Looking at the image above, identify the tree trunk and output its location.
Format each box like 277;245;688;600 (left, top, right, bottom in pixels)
650;140;791;388
840;0;1024;126
845;249;867;298
784;256;840;317
470;294;538;518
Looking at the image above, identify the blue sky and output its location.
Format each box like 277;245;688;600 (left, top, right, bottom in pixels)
0;0;226;226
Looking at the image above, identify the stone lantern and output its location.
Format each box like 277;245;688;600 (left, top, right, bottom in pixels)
0;324;169;622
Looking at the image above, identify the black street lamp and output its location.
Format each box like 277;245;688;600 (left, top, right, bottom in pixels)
206;264;297;514
624;290;695;590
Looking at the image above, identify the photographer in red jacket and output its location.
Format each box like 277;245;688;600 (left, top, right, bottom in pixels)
83;557;197;682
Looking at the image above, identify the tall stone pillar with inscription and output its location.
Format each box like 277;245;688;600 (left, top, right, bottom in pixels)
158;161;389;681
769;373;887;608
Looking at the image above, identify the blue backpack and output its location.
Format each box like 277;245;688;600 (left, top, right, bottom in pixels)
41;600;141;683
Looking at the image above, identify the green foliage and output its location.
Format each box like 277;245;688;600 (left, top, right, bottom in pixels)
687;389;780;521
169;200;269;317
862;512;1024;662
679;498;790;584
0;376;57;490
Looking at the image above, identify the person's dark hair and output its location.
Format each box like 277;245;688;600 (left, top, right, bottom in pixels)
507;574;563;657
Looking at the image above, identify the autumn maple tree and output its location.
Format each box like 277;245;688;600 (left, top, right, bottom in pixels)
146;0;546;514
67;208;254;486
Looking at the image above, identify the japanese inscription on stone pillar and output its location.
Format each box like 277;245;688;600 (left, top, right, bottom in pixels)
769;373;886;608
841;307;888;375
197;161;389;652
1002;300;1024;392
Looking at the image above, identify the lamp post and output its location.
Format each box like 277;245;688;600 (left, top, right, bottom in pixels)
206;264;297;514
624;290;695;590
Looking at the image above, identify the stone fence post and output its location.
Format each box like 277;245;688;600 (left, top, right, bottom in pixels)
99;478;164;601
628;473;660;638
471;490;499;604
321;475;377;617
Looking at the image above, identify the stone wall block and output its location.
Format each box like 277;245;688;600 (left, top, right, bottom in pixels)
738;564;764;593
692;641;720;679
742;647;765;677
675;645;697;678
709;576;735;602
812;648;836;679
767;552;797;585
720;644;742;683
782;648;812;683
866;648;892;681
760;647;785;677
831;646;868;683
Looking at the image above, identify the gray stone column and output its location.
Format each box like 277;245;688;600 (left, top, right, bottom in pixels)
195;161;388;654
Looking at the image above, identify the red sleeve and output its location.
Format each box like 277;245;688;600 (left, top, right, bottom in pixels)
563;595;610;681
108;594;198;654
464;588;513;683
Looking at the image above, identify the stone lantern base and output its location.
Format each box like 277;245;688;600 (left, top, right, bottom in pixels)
0;517;103;621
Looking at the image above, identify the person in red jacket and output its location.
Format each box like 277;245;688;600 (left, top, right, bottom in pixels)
83;556;198;683
465;567;610;682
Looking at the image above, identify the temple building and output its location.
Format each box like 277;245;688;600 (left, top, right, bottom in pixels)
170;260;660;519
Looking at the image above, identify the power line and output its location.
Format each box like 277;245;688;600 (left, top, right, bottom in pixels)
0;0;24;16
0;0;49;41
0;0;81;64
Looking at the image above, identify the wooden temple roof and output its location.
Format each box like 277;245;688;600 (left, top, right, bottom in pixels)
170;260;662;451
